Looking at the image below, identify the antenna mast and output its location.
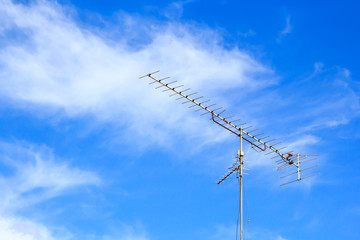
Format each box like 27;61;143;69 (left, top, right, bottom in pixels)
140;71;318;239
239;131;244;240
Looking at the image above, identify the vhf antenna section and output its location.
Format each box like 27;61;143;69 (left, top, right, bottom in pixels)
277;154;319;186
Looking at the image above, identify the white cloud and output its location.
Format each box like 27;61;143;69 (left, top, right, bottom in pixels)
0;141;100;213
0;216;59;240
210;224;289;240
286;135;319;152
210;224;236;240
0;0;275;149
247;228;289;240
0;216;150;240
99;222;149;240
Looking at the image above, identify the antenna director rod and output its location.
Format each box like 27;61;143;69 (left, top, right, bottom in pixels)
145;73;289;161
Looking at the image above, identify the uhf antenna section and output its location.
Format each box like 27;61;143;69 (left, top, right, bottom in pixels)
140;71;313;166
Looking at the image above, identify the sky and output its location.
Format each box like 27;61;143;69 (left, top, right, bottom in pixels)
0;0;359;239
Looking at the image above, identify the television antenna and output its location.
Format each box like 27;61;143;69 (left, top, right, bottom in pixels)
140;71;318;240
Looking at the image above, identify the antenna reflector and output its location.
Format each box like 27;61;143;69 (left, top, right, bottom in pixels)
280;173;319;186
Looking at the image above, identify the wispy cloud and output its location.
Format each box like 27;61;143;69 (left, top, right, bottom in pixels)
295;65;360;134
98;222;149;240
210;224;289;240
238;29;256;38
277;16;292;42
163;0;193;19
0;141;100;213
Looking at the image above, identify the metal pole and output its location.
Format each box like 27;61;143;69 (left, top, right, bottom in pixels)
297;154;300;180
240;129;243;240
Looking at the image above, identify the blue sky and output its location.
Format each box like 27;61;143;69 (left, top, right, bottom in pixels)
0;0;359;239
